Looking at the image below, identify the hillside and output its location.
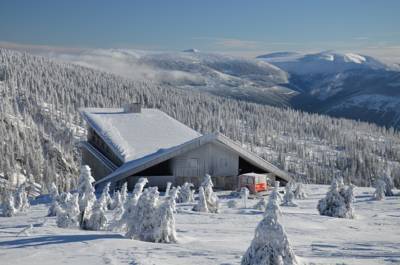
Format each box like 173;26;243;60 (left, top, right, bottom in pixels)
258;51;400;128
1;48;400;192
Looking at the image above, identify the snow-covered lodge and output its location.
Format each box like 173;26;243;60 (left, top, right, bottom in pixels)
80;104;291;190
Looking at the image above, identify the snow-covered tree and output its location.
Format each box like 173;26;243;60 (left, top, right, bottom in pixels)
381;172;395;196
270;181;283;202
177;182;195;203
14;184;30;212
120;182;128;205
165;182;172;197
98;182;112;211
85;199;108;231
254;197;267;211
294;182;307;200
77;165;96;228
317;178;355;218
126;187;159;241
57;193;80;228
200;174;219;213
241;187;250;208
241;188;298;265
48;183;61;216
111;178;148;232
374;179;386;200
281;181;297;207
2;191;17;217
153;186;180;243
130;177;148;205
193;186;209;212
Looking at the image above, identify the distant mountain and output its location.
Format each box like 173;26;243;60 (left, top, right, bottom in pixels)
257;50;388;75
258;51;400;128
30;48;400;128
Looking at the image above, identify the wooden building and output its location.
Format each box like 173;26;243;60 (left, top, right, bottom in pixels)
80;104;292;191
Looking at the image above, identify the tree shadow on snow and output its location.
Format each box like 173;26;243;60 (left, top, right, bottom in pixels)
0;233;125;249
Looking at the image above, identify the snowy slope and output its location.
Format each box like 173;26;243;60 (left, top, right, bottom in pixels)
0;185;399;265
44;49;297;107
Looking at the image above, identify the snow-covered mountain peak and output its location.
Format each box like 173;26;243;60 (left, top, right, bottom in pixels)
258;50;388;75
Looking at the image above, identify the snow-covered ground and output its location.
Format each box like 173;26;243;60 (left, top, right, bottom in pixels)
1;185;399;265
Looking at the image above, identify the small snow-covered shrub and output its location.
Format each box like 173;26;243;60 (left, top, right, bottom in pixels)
177;182;195;203
193;186;209;212
381;173;394;197
199;174;219;213
110;178;148;232
240;187;250;208
374;179;386;200
241;188;298;265
2;191;17;217
131;177;148;205
126;187;159;241
165;182;172;197
85;200;108;231
153;186;180;243
48;182;60;216
227;199;238;208
98;182;112;211
294;182;307;200
57;193;80;228
77;165;96;227
14;184;30;212
281;181;297;207
120;182;128;205
317;178;355;219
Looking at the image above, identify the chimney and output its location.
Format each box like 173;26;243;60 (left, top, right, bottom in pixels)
123;102;141;113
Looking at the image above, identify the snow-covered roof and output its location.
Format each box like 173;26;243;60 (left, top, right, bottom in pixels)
80;108;201;163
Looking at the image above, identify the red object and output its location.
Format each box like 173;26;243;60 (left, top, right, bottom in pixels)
238;173;268;193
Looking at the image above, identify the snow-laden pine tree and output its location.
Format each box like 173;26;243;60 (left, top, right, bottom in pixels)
165;182;172;197
270;181;283;203
241;188;298;265
193;186;209;212
111;190;124;216
294;182;307;200
2;191;17;217
317;178;355;218
130;177;148;205
57;193;80;228
241;187;250;208
374;179;386;200
153;186;180;243
381;171;395;196
177;182;195;203
48;182;60;216
281;181;297;207
85;199;108;231
126;187;159;241
98;182;112;211
200;174;219;213
254;197;267;211
120;182;128;205
14;184;30;212
77;165;96;228
111;178;148;232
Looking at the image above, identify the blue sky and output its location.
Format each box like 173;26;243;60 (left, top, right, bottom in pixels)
0;0;399;59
